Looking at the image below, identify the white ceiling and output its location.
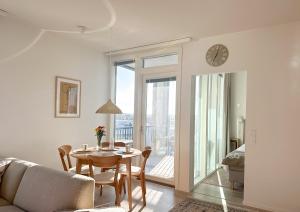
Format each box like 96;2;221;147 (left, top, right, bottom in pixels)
1;0;300;52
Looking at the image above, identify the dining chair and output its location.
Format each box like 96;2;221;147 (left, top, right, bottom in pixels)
58;144;90;175
101;141;126;148
101;141;125;173
99;141;127;195
88;154;122;206
119;146;152;206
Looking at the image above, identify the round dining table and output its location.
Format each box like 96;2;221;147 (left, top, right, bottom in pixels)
70;147;142;210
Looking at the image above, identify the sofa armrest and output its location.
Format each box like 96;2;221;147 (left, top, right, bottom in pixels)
57;208;125;212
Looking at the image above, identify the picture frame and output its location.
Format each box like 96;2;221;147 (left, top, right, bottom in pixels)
55;76;81;118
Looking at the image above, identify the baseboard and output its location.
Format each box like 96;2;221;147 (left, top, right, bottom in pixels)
146;178;175;188
174;189;190;197
243;200;286;212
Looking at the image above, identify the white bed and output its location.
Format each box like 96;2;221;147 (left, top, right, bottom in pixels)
222;144;245;188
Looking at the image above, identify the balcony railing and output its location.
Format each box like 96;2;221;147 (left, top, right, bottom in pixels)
115;126;155;141
115;127;133;140
115;126;174;156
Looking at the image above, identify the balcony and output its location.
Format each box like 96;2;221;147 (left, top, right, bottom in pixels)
115;126;174;180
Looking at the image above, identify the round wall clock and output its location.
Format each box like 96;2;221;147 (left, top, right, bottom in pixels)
206;44;229;67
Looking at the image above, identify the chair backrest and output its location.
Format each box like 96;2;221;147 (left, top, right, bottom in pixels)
102;141;125;148
141;146;152;172
58;145;72;171
101;142;109;148
87;155;122;182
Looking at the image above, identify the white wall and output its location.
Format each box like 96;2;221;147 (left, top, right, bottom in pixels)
178;22;300;212
229;72;247;143
0;18;109;169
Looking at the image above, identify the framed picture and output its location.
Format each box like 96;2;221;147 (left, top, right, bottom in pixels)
55;76;81;118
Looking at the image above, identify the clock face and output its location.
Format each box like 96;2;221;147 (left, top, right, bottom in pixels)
206;44;229;67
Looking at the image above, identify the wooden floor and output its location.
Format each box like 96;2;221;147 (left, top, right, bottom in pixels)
94;168;245;211
94;180;186;212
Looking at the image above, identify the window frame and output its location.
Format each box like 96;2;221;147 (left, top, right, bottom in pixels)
142;53;179;68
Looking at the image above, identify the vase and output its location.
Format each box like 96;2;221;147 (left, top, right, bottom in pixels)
96;135;102;151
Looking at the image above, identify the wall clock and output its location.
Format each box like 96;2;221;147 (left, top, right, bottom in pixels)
206;44;229;67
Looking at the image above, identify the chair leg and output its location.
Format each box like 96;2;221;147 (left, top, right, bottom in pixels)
119;175;124;195
100;185;103;196
119;175;127;195
115;184;120;206
141;174;146;206
123;181;126;194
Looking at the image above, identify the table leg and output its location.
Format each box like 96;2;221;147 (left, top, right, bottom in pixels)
126;158;132;210
76;159;82;174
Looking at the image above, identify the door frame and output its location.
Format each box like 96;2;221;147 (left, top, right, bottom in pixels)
111;46;182;187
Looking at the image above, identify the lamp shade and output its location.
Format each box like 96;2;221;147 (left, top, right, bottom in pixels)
96;99;122;114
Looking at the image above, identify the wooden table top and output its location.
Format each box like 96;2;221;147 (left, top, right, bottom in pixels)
70;147;142;160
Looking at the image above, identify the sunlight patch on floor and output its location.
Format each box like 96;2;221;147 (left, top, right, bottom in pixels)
131;186;163;206
217;170;228;212
146;189;163;205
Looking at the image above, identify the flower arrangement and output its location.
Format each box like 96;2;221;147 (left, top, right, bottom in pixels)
95;126;106;148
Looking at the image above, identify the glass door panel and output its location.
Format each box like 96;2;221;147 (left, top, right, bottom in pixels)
143;76;176;183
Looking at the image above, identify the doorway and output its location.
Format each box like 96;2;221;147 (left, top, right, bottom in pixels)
112;49;181;186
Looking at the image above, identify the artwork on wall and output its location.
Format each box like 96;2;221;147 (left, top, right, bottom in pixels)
55;76;81;118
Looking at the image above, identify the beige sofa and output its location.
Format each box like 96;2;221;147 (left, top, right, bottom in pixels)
0;158;95;212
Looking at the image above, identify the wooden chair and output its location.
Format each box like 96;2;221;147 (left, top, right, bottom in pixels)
101;141;126;181
58;144;90;175
101;141;126;148
88;155;122;206
119;147;152;206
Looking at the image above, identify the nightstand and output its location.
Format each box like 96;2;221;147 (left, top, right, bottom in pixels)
230;138;240;151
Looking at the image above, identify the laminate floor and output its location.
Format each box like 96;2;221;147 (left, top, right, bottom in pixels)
94;180;185;212
94;168;248;211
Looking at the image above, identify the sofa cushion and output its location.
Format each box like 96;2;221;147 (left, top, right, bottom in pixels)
14;165;95;212
0;205;25;212
0;197;10;206
0;160;36;203
0;159;12;185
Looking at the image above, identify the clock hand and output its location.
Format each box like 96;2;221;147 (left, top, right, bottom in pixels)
212;46;220;64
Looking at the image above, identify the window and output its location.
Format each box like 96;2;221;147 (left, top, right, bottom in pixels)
143;54;178;68
114;60;135;143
